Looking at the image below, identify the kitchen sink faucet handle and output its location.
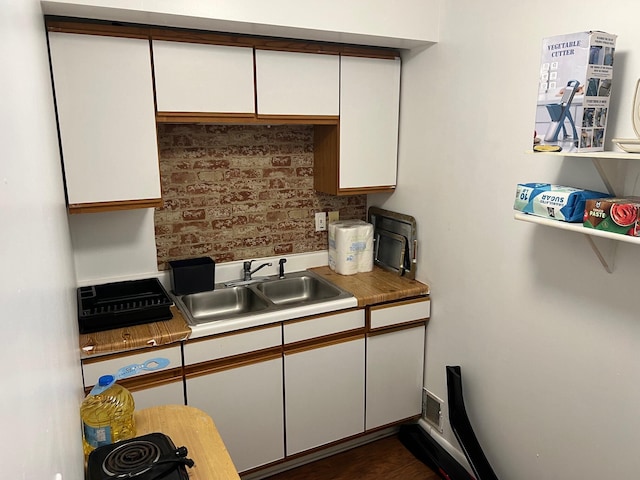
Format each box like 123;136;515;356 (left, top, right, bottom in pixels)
244;260;271;281
243;260;254;280
278;258;287;279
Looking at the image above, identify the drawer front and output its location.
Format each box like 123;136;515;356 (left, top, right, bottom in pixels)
284;309;365;344
82;345;182;389
369;298;430;330
184;325;281;365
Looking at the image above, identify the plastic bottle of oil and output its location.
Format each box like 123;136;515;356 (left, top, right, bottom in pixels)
80;374;136;455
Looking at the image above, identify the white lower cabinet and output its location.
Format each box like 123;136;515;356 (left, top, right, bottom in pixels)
365;325;426;430
129;380;185;410
185;358;284;473
284;337;365;455
183;325;284;473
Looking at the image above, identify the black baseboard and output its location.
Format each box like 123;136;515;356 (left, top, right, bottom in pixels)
399;424;475;480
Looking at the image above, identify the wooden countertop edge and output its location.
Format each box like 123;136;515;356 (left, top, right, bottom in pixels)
79;305;191;359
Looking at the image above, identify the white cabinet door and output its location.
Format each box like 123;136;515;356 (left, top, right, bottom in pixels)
131;380;185;410
366;325;425;430
186;358;284;473
284;338;365;455
48;33;161;207
153;40;255;113
255;49;339;116
339;56;401;190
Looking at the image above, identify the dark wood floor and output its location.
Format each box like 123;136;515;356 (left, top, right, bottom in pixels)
263;435;440;480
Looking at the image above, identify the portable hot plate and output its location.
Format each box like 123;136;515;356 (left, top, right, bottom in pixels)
86;433;194;480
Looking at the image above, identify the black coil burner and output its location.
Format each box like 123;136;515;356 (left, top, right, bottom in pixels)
86;433;194;480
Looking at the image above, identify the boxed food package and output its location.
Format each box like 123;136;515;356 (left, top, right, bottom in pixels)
534;31;617;152
583;197;640;236
514;183;610;222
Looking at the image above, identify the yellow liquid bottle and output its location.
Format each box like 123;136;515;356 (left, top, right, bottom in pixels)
80;375;136;455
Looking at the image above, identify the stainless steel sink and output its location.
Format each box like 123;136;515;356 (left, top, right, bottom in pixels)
173;270;353;326
256;274;342;305
178;286;269;324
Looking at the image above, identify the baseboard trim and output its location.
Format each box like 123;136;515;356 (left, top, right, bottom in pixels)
416;419;474;475
241;426;399;480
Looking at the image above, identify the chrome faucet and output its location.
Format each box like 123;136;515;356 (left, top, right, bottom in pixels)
243;260;272;281
278;258;287;279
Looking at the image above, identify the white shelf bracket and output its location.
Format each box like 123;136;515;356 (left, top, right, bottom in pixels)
591;157;624;196
583;234;617;273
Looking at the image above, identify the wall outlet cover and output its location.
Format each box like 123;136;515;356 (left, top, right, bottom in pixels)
327;211;340;223
315;212;327;231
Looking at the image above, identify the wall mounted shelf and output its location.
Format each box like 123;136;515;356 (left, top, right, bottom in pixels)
517;150;640;272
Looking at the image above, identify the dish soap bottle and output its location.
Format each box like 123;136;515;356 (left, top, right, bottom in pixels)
80;374;136;455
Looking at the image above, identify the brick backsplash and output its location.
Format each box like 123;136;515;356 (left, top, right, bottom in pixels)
155;124;366;271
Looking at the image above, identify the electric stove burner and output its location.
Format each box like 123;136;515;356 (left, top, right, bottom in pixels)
86;433;194;480
103;439;161;476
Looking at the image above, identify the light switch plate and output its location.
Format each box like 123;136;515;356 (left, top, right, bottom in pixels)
315;212;327;231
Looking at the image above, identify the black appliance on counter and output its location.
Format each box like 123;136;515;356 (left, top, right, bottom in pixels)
77;278;173;333
86;433;194;480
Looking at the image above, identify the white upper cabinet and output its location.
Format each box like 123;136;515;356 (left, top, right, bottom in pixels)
255;49;339;116
48;33;161;211
153;40;255;113
339;55;401;190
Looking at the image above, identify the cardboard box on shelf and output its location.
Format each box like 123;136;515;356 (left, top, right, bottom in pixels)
533;31;617;153
584;197;640;236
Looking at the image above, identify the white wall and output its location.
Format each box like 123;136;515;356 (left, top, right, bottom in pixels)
373;1;640;478
0;1;84;478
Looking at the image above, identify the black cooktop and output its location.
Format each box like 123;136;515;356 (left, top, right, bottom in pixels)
86;432;193;480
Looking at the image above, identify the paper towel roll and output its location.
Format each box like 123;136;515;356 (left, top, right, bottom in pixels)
358;248;374;272
328;220;374;275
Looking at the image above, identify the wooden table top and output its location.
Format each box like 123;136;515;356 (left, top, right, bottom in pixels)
135;404;240;480
310;265;430;307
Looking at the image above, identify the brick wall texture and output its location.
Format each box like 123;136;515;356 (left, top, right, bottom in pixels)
155;124;367;271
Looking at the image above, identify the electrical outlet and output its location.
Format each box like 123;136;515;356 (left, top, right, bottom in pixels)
315;212;327;231
423;388;443;432
327;211;340;224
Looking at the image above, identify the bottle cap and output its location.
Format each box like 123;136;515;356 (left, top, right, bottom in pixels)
98;375;115;386
90;375;117;395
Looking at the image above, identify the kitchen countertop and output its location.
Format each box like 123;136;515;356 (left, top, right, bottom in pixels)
79;267;430;356
309;265;430;307
135;404;240;479
79;305;190;359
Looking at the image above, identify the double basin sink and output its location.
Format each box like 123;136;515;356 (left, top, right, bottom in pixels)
173;270;354;326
